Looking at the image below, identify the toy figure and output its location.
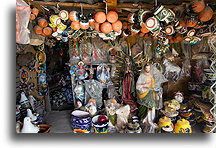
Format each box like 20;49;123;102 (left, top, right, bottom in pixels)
122;56;138;116
136;63;160;133
174;91;184;103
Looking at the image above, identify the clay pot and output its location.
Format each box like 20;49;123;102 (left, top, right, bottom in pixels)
122;22;128;30
89;19;95;26
199;6;213;22
30;14;36;21
40;32;46;37
69;11;79;22
139;32;144;37
112;20;122;32
191;0;205;13
179;19;186;27
174;33;183;43
80;17;90;30
33;25;43;35
100;22;112;34
186;16;198;27
31;7;39;17
94;11;106;23
43;27;52;36
38;18;48;28
71;21;80;30
94;22;100;31
140;22;150;33
106;11;118;23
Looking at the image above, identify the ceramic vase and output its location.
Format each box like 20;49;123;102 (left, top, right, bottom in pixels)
71;110;91;133
92;115;109;133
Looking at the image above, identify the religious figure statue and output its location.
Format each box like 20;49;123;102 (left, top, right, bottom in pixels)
122;56;138;116
136;62;164;133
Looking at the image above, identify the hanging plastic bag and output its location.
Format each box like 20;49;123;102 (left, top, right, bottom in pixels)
180;59;191;78
79;39;92;63
163;59;181;82
16;0;31;44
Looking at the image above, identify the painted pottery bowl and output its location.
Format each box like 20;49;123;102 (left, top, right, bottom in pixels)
165;25;175;35
71;110;91;133
174;119;192;133
187;29;196;37
71;21;81;30
42;27;52;36
31;7;39;17
69;11;80;22
59;10;69;21
179;104;193;118
154;5;169;21
145;17;160;33
49;15;61;26
57;23;67;31
164;9;175;24
92;115;109;133
80;21;90;30
138;10;152;24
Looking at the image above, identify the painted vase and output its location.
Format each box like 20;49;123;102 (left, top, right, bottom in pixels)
174;119;192;133
71;110;91;133
92;115;109;133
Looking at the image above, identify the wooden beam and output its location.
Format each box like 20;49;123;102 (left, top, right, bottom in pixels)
106;0;117;9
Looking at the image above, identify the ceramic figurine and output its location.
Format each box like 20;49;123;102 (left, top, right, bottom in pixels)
28;95;36;111
20;92;31;109
74;81;85;109
96;64;110;84
21;117;40;133
75;61;88;80
174;119;192;133
27;108;38;122
115;105;130;133
85;98;97;116
92;115;109;133
174;91;184;103
71;110;91;133
158;116;174;133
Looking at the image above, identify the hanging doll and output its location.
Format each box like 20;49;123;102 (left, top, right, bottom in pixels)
121;56;138;116
75;61;88;80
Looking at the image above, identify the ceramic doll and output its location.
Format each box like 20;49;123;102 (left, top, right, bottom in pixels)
161;99;180;120
174;91;184;103
21;117;40;133
85;98;97;116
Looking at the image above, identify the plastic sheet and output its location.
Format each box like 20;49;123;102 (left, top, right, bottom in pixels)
16;0;31;44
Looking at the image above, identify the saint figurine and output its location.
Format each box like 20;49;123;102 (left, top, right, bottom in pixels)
136;63;160;133
122;56;138;116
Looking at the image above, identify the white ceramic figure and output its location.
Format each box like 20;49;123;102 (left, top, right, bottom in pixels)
115;105;130;133
28;95;36;111
20;92;30;108
85;98;97;116
27;108;38;122
21;117;39;133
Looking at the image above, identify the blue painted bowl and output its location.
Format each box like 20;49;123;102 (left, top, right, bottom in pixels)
92;115;109;133
71;110;91;133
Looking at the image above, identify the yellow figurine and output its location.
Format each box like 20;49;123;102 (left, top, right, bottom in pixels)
174;119;192;133
158;116;174;133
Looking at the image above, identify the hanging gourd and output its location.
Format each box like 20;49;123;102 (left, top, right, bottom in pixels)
112;20;122;32
38;18;48;28
191;0;205;13
71;21;81;30
100;22;112;34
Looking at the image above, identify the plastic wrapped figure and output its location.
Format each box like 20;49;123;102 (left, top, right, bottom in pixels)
136;63;163;133
96;64;110;84
122;57;138;115
74;81;85;108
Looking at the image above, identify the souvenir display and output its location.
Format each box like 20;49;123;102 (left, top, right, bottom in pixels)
16;0;216;134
